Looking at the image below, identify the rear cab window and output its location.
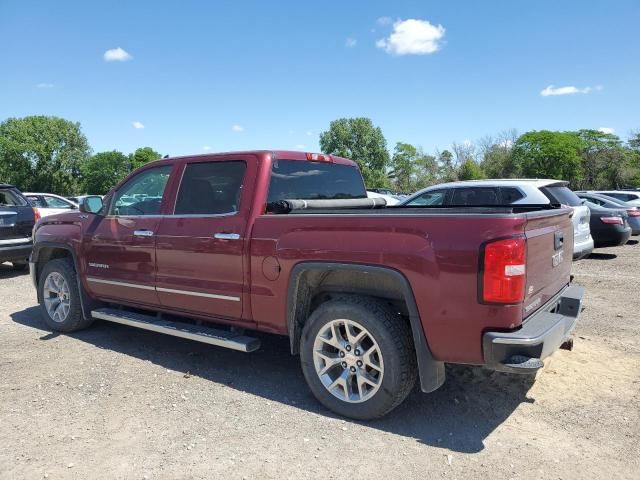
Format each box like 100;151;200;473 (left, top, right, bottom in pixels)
539;185;583;207
267;160;366;207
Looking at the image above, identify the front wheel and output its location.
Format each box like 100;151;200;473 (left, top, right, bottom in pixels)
38;258;93;332
299;297;417;420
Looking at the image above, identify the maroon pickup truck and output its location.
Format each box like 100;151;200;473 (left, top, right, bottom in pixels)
30;151;583;419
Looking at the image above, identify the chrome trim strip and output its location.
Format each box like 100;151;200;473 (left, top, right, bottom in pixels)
86;277;241;301
156;286;240;302
86;277;156;291
0;237;31;245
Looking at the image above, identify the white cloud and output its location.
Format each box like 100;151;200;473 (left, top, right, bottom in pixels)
104;47;132;62
376;19;445;55
36;83;54;89
306;130;313;136
232;124;244;132
540;84;603;96
345;37;357;48
132;121;144;129
202;145;211;151
598;127;615;134
377;16;393;25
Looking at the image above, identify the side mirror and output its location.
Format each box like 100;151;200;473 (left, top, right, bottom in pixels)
580;199;587;205
79;196;104;214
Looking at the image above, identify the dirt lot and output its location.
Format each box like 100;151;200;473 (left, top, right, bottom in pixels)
1;244;639;480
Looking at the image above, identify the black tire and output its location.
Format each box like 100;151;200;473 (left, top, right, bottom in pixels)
299;296;417;420
11;261;28;272
38;257;94;332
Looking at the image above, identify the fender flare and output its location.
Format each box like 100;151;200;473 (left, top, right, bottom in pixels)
286;262;445;393
31;241;98;320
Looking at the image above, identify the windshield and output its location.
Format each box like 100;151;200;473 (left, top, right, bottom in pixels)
267;160;366;203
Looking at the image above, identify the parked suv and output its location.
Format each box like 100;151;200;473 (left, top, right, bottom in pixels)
400;179;594;260
0;184;37;270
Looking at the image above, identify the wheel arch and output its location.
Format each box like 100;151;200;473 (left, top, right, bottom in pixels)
31;242;99;319
286;262;445;393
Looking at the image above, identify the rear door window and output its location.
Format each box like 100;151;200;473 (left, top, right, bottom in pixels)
267;160;366;204
174;161;246;215
450;187;500;205
26;195;47;208
406;190;447;206
540;186;582;206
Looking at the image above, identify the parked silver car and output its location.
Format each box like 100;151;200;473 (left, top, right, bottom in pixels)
401;179;594;259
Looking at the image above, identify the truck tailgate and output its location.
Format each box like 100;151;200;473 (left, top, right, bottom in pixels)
522;208;573;318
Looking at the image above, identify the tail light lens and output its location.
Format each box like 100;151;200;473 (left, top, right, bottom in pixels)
33;207;41;222
600;216;623;225
481;237;527;304
627;209;640;217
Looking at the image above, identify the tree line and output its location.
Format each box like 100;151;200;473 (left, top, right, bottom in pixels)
0;116;162;195
1;115;639;196
320;118;640;192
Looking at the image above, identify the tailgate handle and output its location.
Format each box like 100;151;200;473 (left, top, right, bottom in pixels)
554;231;564;251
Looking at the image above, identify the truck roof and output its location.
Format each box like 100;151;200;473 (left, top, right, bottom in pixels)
159;150;358;167
422;179;568;189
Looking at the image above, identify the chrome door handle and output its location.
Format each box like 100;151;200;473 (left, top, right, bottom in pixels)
134;230;154;237
214;233;240;240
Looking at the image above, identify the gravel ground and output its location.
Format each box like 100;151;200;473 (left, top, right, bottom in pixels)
1;243;639;480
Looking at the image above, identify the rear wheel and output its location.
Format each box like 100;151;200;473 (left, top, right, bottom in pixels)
300;297;417;420
38;258;93;332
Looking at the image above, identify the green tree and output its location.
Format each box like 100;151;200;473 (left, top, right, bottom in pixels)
437;149;457;182
129;147;162;171
81;150;130;195
458;159;486;180
319;118;390;188
576;129;626;189
390;142;419;192
0;116;90;194
413;151;438;189
511;131;582;182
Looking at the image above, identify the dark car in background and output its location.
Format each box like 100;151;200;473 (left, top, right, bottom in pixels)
583;200;632;248
0;183;38;271
576;192;640;235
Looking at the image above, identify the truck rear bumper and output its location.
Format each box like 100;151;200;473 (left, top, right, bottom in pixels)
483;284;584;374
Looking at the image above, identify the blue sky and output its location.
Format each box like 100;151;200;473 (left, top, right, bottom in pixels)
1;0;638;157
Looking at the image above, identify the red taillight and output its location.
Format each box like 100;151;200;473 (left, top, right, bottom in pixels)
306;152;331;162
627;209;640;217
482;237;527;304
33;207;41;222
600;216;623;225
